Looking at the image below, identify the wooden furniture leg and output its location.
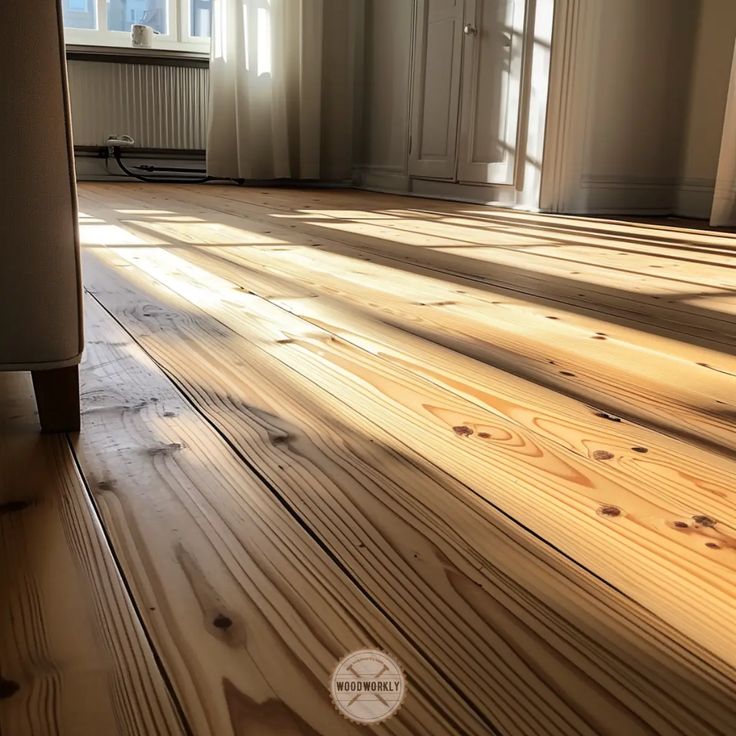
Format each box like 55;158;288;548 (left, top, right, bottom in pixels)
31;365;80;433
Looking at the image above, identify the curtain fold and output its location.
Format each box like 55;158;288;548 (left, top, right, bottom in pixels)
207;0;325;179
710;40;736;226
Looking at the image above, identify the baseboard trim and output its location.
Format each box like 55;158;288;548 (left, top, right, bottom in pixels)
580;175;679;190
558;175;721;217
676;180;715;220
410;178;522;206
353;167;410;193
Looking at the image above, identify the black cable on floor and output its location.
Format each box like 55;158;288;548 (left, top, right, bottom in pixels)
112;146;242;185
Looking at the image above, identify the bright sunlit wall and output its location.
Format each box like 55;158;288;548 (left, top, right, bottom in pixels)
62;0;211;52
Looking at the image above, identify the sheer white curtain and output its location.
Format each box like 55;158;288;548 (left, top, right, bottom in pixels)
711;40;736;226
207;0;325;179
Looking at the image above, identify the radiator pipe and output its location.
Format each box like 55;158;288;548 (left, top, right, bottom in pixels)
112;147;242;185
135;163;208;174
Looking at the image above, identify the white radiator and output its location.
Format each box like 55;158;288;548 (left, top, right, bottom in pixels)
66;60;208;150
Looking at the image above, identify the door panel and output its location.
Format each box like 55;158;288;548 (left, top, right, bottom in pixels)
457;0;527;185
409;0;465;179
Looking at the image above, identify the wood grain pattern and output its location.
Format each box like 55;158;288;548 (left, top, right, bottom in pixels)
79;237;736;658
74;295;493;736
76;187;736;658
135;184;736;342
79;183;736;458
0;372;184;736
80;245;736;735
72;183;736;733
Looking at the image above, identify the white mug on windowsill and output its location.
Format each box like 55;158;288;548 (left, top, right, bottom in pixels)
131;24;154;48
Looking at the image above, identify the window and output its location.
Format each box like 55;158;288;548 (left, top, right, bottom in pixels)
108;0;167;35
62;0;211;52
62;0;96;29
190;0;212;38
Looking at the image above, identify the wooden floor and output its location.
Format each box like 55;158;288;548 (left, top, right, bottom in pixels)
2;182;736;735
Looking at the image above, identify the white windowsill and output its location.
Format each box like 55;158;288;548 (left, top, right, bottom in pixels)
63;29;210;55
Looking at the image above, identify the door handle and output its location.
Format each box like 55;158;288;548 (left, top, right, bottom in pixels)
463;24;477;35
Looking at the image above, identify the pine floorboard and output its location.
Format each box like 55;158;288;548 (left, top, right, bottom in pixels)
0;372;185;735
81;183;736;457
3;181;735;735
74;293;496;736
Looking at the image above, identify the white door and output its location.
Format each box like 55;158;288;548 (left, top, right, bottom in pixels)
408;0;465;179
456;0;527;185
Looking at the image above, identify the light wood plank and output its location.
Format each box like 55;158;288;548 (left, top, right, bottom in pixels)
79;184;736;458
76;204;736;528
0;372;185;736
80;244;736;735
145;228;736;527
75;295;493;736
76;182;736;733
198;184;736;264
135;183;736;345
76;189;736;657
158;219;736;456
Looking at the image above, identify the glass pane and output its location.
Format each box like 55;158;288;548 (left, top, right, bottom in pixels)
191;0;212;37
62;0;97;29
107;0;167;34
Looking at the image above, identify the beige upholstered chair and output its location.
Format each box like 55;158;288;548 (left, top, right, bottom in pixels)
0;2;83;431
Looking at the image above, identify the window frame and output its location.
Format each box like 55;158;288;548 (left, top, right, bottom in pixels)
62;0;211;54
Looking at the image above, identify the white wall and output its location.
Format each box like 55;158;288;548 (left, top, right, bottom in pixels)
543;0;736;217
678;0;736;217
354;0;415;191
542;0;698;214
321;0;362;182
585;0;695;197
